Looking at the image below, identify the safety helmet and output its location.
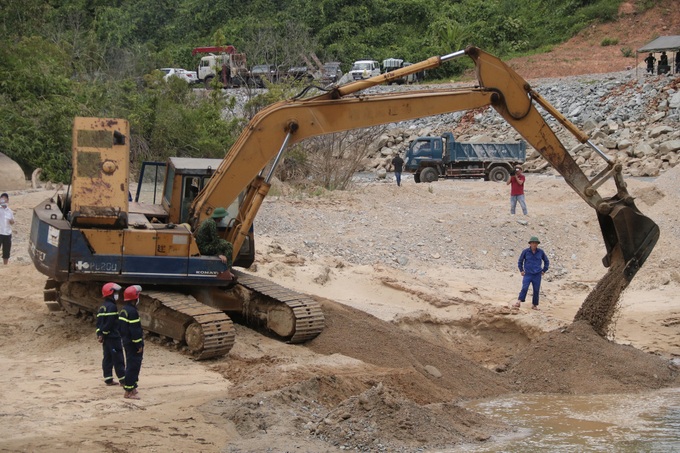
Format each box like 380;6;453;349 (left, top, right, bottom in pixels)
102;282;122;297
124;285;143;302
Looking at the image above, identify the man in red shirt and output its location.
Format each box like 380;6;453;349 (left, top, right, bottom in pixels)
506;166;527;215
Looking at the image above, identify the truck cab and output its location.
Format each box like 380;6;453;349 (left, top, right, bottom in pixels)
349;60;380;80
404;136;441;172
197;52;248;88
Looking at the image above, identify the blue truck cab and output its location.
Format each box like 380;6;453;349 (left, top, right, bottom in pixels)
404;132;526;183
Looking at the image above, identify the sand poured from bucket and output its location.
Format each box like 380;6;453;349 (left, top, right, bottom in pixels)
573;248;629;336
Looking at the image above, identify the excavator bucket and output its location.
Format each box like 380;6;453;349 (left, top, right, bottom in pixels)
597;197;659;281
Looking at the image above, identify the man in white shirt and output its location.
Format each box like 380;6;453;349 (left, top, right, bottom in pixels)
0;193;15;265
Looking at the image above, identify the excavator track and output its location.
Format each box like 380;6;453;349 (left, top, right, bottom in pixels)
143;291;235;360
233;270;325;343
54;281;235;360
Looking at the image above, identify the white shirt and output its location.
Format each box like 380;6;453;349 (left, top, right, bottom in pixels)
0;206;14;236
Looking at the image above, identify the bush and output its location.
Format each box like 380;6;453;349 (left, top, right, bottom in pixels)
620;47;634;58
600;37;619;46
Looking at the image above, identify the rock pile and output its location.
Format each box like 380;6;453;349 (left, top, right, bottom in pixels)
363;72;680;177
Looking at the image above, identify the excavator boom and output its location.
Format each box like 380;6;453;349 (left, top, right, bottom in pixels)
192;46;658;282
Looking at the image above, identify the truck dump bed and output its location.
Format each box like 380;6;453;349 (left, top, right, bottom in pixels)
451;141;526;162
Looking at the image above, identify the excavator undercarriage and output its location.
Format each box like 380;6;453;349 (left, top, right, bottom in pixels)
46;270;324;359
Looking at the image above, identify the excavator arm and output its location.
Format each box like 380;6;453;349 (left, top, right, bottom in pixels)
191;46;659;282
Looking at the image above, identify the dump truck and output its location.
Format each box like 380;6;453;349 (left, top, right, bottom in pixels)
405;132;526;183
29;46;659;359
193;46;249;89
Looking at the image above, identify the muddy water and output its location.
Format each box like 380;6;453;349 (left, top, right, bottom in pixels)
458;388;680;452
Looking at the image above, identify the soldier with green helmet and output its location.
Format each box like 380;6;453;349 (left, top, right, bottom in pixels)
195;207;235;279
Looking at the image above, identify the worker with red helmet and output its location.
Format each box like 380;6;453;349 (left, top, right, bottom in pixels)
96;282;126;386
119;285;145;399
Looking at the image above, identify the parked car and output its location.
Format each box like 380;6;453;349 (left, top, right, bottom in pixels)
249;64;279;87
349;60;380;80
161;68;198;84
320;62;343;84
287;66;314;82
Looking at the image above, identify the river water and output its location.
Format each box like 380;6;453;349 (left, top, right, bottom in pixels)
456;388;680;452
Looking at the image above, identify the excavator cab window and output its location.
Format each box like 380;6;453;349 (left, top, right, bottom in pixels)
135;161;167;204
180;177;201;224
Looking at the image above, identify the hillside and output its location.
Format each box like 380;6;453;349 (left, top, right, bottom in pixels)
508;0;680;78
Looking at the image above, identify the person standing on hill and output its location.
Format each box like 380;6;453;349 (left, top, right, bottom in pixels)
0;193;15;265
645;53;656;74
514;236;550;310
96;282;126;387
119;285;144;399
391;154;405;187
506;166;527;215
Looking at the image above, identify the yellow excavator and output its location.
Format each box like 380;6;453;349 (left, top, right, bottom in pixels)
29;47;659;359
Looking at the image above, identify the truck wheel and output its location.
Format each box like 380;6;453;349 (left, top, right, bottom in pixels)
414;173;421;183
204;76;214;90
488;166;510;182
420;167;438;183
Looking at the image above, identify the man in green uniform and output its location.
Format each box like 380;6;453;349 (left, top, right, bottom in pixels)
195;207;234;279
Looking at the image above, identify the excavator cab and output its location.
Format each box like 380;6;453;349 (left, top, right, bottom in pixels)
133;157;255;268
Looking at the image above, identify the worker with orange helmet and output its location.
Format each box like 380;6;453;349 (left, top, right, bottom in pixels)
119;285;144;399
96;282;126;386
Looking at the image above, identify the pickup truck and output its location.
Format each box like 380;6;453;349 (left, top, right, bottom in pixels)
349;60;380;80
404;132;526;183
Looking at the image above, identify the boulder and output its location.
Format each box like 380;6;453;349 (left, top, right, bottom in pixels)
632;142;655;158
650;112;666;123
658;140;680;155
380;147;394;157
582;118;598;132
669;91;680;109
650;125;673;138
640;160;661;176
618;139;633;150
602;138;617;149
0;153;27;190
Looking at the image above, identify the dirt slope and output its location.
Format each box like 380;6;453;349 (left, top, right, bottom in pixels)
508;0;680;78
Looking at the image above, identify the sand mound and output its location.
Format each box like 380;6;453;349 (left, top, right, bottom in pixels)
307;298;511;402
506;321;680;394
208;375;510;452
313;382;509;451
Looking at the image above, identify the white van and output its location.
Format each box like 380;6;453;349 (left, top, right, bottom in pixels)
349;60;380;80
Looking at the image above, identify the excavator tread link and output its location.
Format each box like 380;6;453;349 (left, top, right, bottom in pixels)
127;290;235;359
234;270;325;343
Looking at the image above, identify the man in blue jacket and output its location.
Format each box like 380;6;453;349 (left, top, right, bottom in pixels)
514;236;550;310
96;282;126;386
120;285;144;399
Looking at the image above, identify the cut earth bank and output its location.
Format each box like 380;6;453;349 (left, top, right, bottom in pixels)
1;161;679;452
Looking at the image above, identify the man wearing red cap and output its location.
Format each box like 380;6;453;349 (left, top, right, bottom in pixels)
96;282;126;386
119;285;144;399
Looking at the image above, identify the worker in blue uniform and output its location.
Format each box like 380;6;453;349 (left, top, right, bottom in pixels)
514;236;550;310
119;285;144;399
96;282;126;386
